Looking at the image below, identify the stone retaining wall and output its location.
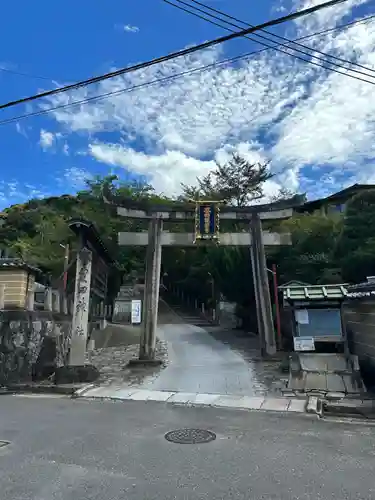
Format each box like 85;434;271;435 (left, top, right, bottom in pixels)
343;300;375;390
0;310;99;385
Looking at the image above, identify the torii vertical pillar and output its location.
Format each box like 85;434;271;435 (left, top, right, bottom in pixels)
250;213;276;356
139;217;163;361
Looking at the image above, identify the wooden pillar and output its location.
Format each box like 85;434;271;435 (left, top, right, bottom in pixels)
69;247;93;366
0;284;5;310
44;288;53;312
54;291;61;313
26;289;35;311
62;294;68;315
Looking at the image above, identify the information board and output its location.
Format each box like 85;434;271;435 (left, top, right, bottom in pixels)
293;337;315;352
131;299;142;324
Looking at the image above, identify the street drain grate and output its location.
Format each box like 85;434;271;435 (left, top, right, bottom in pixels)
165;428;216;444
0;441;10;448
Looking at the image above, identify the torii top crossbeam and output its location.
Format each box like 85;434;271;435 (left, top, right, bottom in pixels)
102;189;303;221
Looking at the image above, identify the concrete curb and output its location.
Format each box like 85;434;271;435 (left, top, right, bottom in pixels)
76;388;309;414
4;382;89;396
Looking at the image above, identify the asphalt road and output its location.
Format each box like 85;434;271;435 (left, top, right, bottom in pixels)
1;395;375;499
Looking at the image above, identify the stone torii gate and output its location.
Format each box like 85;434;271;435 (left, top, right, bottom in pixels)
109;196;294;359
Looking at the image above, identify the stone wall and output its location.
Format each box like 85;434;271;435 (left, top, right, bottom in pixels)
343;299;375;389
0;310;99;386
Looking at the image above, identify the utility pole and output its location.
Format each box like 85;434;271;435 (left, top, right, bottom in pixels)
139;217;163;360
250;214;276;356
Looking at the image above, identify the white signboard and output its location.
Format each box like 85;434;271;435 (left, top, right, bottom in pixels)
296;309;309;324
294;337;315;352
131;299;142;324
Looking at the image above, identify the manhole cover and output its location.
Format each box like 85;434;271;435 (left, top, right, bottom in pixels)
0;441;10;448
165;428;216;444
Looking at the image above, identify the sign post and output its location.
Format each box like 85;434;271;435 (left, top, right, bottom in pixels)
131;299;142;324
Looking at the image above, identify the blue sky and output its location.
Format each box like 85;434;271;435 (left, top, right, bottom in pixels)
0;0;374;209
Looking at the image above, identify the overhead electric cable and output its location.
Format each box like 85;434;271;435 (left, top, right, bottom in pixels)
183;0;375;76
0;14;373;126
0;0;350;111
165;0;375;84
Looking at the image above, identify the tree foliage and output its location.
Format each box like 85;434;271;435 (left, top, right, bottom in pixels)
0;166;373;315
335;189;375;283
181;153;273;206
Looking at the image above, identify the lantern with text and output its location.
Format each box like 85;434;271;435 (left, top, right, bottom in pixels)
194;201;220;243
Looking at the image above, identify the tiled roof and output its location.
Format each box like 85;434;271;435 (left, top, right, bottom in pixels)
346;280;375;299
0;258;41;274
283;284;348;301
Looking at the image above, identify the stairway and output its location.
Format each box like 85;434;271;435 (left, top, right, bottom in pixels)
287;352;366;396
165;298;214;328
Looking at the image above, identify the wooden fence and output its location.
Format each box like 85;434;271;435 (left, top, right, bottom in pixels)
0;283;113;319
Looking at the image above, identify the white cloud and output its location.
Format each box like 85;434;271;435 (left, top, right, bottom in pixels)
60;167;91;190
89;143;216;195
123;24;139;33
89;141;290;199
39;129;55;149
39;129;63;151
0;180;50;208
15;122;29;139
40;0;375;199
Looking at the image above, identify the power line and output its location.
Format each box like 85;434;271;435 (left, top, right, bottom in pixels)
184;0;375;76
0;0;350;112
0;13;373;126
166;0;375;84
0;66;58;82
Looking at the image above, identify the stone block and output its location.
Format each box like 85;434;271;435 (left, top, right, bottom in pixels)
213;395;248;408
191;393;221;405
127;358;163;367
68;336;86;366
167;392;197;404
261;397;290;411
287;399;307;413
306;396;322;415
305;373;327;391
323;398;375;418
326;391;346;400
326;374;346;393
54;365;100;384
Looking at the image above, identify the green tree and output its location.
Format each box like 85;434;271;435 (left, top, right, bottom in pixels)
335;189;375;283
274;212;343;285
181;153;273;206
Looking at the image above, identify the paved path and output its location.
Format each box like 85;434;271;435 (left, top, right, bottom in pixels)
136;322;268;395
80;301;294;409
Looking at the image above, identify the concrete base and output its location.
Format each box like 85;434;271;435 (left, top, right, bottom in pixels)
322;398;375;418
54;365;100;384
306;396;323;416
127;358;164;368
